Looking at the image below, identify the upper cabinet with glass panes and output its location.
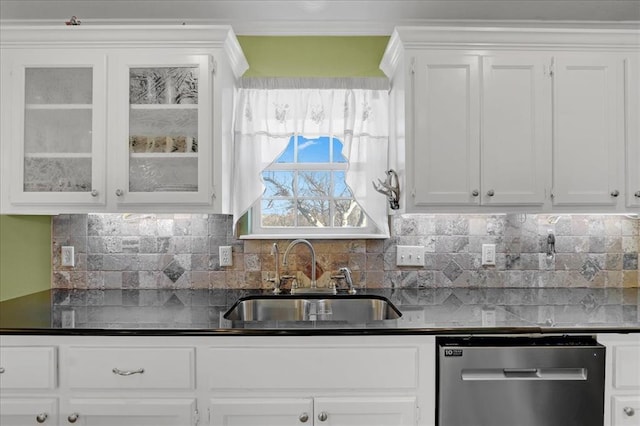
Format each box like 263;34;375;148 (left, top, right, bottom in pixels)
0;26;248;214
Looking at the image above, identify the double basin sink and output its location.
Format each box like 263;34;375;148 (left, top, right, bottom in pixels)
224;294;402;324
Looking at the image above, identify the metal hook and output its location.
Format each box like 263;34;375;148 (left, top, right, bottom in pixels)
372;169;400;210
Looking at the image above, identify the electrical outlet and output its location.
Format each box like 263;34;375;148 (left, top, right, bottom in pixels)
61;246;75;267
482;308;496;327
481;244;496;266
396;245;425;266
219;246;233;267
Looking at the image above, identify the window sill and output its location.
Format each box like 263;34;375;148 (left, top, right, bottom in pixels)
239;233;388;240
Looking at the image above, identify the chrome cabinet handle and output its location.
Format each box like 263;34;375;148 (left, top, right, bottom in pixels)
318;412;328;422
67;413;79;423
0;367;4;373
611;190;620;197
624;407;635;416
486;189;495;197
471;189;479;197
635;191;640;198
299;412;309;423
36;413;48;423
90;189;99;197
112;367;144;376
115;189;124;196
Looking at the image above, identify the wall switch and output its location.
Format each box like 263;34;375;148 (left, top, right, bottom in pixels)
396;245;425;266
219;246;233;267
61;246;75;267
481;244;496;266
482;308;496;327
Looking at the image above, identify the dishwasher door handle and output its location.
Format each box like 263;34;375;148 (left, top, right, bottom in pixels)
462;368;587;381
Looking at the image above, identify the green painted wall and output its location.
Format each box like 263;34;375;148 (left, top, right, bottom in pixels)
237;36;389;77
0;215;51;301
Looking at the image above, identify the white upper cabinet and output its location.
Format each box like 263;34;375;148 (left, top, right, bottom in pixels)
4;51;107;208
552;54;624;206
0;25;248;214
382;26;639;213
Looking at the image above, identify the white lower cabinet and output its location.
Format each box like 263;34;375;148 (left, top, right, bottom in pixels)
209;396;416;426
61;398;197;425
0;397;58;425
0;335;435;426
598;334;640;426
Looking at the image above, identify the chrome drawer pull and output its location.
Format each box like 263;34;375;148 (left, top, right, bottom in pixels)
0;367;4;374
112;367;145;376
67;413;79;423
36;413;48;423
624;407;635;416
299;412;309;423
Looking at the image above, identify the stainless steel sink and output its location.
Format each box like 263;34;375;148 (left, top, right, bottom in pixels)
224;294;402;323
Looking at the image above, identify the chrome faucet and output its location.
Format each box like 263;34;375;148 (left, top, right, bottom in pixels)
331;267;357;294
282;239;317;289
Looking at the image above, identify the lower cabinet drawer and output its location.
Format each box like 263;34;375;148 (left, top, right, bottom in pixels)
0;346;57;390
0;397;58;425
66;346;195;390
612;395;640;426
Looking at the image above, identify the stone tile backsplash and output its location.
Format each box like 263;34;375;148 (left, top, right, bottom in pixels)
51;213;639;290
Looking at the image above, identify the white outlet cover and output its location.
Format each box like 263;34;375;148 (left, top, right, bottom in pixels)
482;244;496;266
219;246;233;267
61;246;75;267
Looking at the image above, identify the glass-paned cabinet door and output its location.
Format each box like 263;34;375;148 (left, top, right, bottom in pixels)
111;54;212;205
8;52;106;206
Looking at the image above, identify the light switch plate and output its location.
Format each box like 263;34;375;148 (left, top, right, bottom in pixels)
482;244;496;266
396;245;425;266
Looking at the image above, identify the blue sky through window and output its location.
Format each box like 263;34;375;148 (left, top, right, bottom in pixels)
276;136;348;164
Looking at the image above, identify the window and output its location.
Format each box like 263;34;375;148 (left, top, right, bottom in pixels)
232;82;390;238
256;135;370;234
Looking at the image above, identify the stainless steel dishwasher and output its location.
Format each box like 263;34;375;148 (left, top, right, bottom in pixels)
437;336;605;426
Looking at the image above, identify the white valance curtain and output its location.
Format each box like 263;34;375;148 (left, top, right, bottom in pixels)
232;78;390;236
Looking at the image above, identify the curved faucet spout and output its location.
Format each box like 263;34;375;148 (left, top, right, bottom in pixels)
282;239;317;288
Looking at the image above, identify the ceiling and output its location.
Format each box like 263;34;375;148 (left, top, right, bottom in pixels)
1;0;639;34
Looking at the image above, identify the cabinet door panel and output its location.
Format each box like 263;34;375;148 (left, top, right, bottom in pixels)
64;398;195;426
110;53;212;206
626;54;640;208
314;396;416;426
482;54;550;205
0;398;57;426
412;54;480;206
209;398;313;426
6;51;107;207
553;54;623;205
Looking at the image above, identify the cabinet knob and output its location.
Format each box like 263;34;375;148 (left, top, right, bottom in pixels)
610;190;620;197
299;412;309;423
624;407;635;417
487;189;495;197
635;191;640;198
318;412;328;422
91;189;99;197
115;189;124;197
471;189;479;197
0;367;4;374
36;413;48;423
67;413;79;423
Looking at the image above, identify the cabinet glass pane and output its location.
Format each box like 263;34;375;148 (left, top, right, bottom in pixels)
128;67;199;192
24;157;91;192
25;68;93;104
129;157;197;192
23;67;93;192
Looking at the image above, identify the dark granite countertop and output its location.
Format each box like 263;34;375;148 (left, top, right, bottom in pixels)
1;288;639;336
